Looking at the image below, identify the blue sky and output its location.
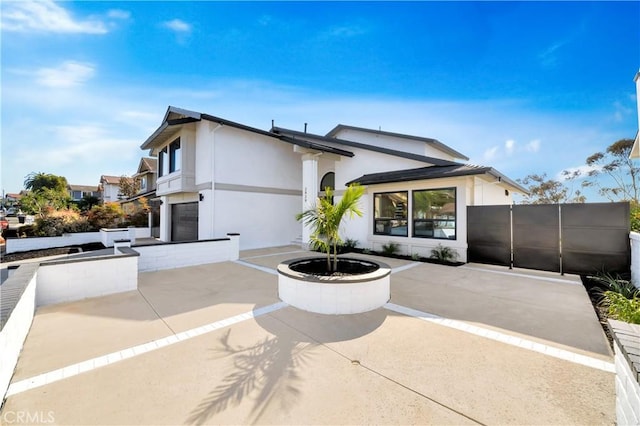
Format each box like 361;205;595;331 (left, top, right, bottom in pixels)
1;1;638;201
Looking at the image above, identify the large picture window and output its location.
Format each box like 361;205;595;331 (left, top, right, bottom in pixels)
374;192;408;236
412;188;456;239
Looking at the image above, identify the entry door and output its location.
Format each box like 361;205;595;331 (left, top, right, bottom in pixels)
171;202;198;242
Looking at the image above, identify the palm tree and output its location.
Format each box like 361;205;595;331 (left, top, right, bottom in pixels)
297;184;365;272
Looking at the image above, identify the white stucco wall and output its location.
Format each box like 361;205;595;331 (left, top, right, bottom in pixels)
102;183;120;203
630;232;640;289
135;236;239;272
213;190;300;250
6;232;101;254
36;255;138;306
471;176;514;205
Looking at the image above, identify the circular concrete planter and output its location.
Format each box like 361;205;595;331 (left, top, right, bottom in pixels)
277;257;391;315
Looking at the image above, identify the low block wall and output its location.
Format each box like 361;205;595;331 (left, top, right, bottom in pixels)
135;234;240;272
630;233;640;290
100;228;137;247
0;264;38;402
6;232;101;254
36;250;139;306
609;319;640;425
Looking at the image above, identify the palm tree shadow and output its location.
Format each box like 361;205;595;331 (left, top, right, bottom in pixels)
185;329;316;425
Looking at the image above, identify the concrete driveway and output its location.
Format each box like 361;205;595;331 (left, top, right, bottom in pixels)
1;246;614;425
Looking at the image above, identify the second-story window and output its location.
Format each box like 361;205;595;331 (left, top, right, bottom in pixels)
159;147;169;177
140;176;147;191
170;138;181;173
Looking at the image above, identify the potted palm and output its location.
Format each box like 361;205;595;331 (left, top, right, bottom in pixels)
277;184;391;314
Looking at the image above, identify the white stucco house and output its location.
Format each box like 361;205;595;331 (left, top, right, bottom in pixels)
141;106;526;261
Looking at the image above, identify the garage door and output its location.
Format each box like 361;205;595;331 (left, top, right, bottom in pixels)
171;202;198;242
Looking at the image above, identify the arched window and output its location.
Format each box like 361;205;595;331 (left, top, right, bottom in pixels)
320;172;335;192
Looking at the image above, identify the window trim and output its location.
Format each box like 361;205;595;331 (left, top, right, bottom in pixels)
373;191;409;237
411;187;457;240
169;138;181;173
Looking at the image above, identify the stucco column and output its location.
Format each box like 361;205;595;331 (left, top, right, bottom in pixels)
301;153;320;248
159;196;170;242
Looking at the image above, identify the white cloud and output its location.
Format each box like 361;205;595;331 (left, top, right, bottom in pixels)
525;139;541;153
505;139;515;155
163;19;191;33
483;146;499;161
1;0;107;34
107;9;131;20
36;61;95;88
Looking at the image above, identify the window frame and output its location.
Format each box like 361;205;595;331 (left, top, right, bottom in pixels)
169;138;181;173
158;146;168;177
373;191;409;237
411;187;457;240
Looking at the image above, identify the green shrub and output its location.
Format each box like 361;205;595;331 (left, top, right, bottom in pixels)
87;202;124;229
35;209;93;237
343;238;359;251
381;242;400;255
602;291;640;324
411;253;420;261
593;273;640;299
430;244;459;262
631;202;640;232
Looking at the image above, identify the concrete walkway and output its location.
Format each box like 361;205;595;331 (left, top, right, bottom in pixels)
1;246;615;425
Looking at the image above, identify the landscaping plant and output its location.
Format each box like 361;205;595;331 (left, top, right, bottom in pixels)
430;244;459;263
381;242;400;255
297;184;365;272
593;273;640;325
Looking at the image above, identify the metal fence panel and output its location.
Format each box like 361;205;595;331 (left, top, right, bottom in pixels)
512;204;560;272
561;202;630;275
467;205;511;266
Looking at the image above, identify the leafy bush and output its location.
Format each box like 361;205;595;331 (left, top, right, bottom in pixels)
430;244;459;262
343;238;359;251
381;242;400;255
631;202;640;232
34;209;93;236
411;253;421;261
601;291;640;324
87;202;124;229
593;273;640;299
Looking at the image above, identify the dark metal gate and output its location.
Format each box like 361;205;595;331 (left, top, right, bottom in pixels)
467;202;630;275
171;202;198;242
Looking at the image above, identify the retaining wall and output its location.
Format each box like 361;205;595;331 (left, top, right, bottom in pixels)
6;232;101;254
36;249;139;306
0;264;38;403
609;319;640;425
134;234;239;272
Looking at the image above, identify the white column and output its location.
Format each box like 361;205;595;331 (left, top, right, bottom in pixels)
159;196;170;242
301;154;319;248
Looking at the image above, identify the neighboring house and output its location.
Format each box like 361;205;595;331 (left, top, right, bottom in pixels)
99;175;124;203
140;106;526;260
133;157;158;198
631;69;640;159
4;192;24;206
67;184;100;202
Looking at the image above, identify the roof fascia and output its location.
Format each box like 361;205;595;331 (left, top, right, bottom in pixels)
274;127;460;167
326;124;469;161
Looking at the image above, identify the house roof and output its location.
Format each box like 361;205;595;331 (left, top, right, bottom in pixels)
5;193;23;199
346;164;528;193
137;157;157;174
100;175;123;185
68;184;99;192
326;124;469;161
141;106;355;158
272;127;460;167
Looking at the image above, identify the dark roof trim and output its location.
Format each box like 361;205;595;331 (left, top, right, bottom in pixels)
346;164;528;193
272;127;460;167
142;106;355;157
326;124;469;161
